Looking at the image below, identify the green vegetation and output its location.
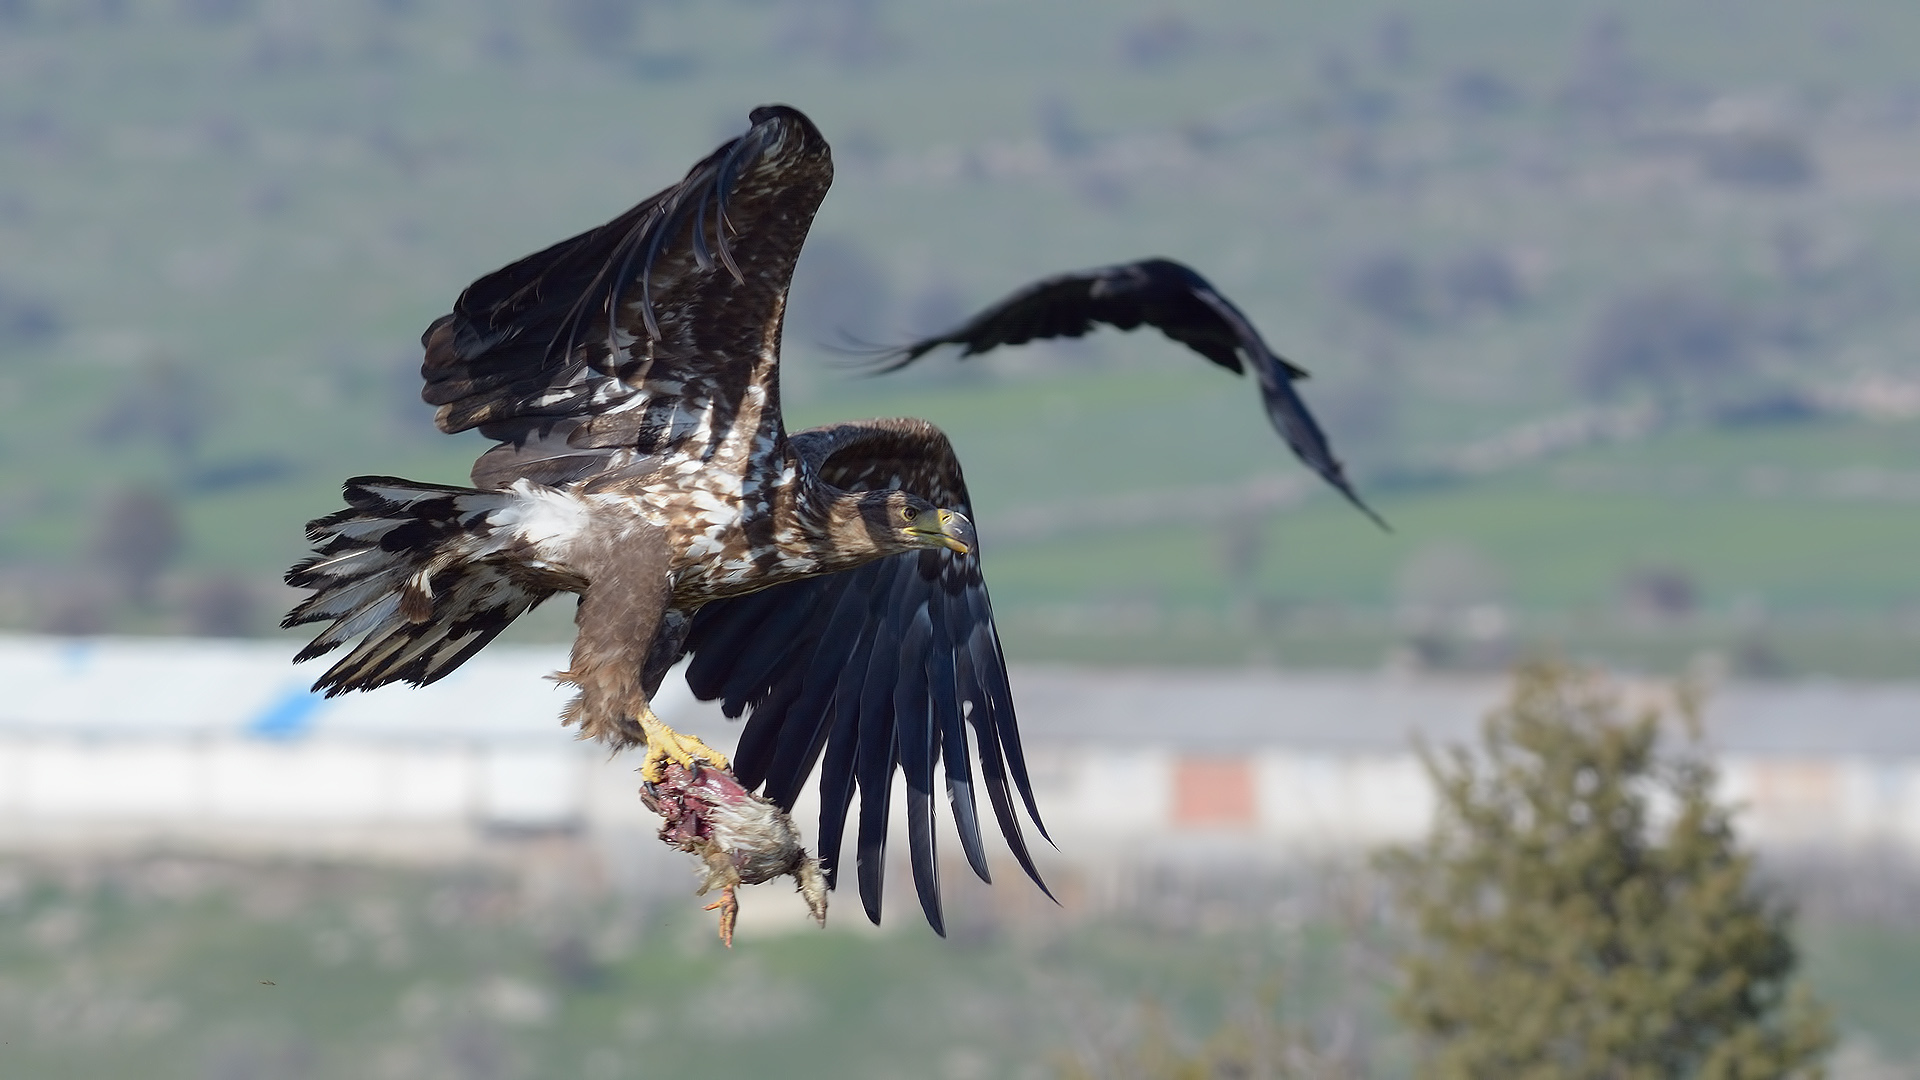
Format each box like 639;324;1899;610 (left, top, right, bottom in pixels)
0;855;1386;1080
6;848;1913;1079
1380;664;1833;1077
1;0;1917;671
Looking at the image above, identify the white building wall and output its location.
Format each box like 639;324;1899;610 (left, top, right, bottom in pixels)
0;636;1917;867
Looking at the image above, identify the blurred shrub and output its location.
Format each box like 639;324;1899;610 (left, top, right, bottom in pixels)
1337;251;1425;329
1054;994;1361;1080
183;574;258;637
1037;94;1092;158
0;281;62;349
1118;13;1198;70
35;577;110;636
1710;390;1822;429
551;0;639;57
1395;542;1504;624
1373;12;1414;71
93;359;215;469
1575;285;1754;405
90;487;182;608
1437;248;1523;315
1618;564;1699;623
1445;68;1521;115
1381;663;1834;1078
1702;131;1818;189
1557;13;1641;121
773;0;897;70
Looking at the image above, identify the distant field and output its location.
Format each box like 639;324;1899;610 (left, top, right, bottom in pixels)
0;856;1912;1079
1;0;1917;670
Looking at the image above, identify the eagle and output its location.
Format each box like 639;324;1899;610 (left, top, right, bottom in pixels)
286;105;1380;942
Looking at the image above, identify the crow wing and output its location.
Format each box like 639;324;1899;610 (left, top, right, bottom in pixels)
882;257;1390;530
678;418;1051;935
420;105;833;485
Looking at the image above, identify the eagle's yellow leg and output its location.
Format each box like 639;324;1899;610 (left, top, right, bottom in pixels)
636;709;730;784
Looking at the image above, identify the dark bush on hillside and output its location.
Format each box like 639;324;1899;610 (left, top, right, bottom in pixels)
1558;12;1641;120
1338;251;1425;328
1118;13;1197;70
1036;94;1091;158
184;574;258;637
551;0;639;57
1438;248;1523;314
36;579;110;637
1702;131;1817;189
1575;286;1754;403
93;360;215;466
1374;12;1414;70
1446;68;1521;114
91;488;182;608
1618;565;1699;622
773;0;896;70
0;282;61;347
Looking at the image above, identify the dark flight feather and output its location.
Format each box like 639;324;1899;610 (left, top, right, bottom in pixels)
879;257;1390;531
420;104;833;459
680;418;1055;933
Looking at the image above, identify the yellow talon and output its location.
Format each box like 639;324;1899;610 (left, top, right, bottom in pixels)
637;711;730;784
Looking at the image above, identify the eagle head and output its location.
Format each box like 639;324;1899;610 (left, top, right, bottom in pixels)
840;491;974;556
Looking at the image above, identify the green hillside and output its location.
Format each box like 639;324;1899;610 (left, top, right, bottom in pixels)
2;0;1917;672
4;857;1916;1079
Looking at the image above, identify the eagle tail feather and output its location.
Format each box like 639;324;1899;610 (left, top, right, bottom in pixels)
285;476;555;694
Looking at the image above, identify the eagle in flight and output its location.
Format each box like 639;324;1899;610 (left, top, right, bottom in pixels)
286;105;1380;941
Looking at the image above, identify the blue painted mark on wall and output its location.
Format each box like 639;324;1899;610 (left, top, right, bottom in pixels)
247;684;329;741
61;641;94;674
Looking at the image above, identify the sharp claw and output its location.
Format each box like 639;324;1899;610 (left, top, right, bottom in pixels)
704;886;739;948
638;717;731;783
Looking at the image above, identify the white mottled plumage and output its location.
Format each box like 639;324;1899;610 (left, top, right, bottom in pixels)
484;479;593;549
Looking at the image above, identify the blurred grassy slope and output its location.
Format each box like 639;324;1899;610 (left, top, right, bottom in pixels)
1;0;1917;663
1;858;1914;1079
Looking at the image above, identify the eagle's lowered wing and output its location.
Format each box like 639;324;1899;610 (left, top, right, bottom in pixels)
421;105;832;470
679;419;1051;936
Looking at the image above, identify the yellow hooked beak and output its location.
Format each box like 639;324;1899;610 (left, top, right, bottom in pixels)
909;508;975;555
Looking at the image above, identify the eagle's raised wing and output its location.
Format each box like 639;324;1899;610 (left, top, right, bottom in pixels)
879;257;1390;531
421;105;832;484
678;418;1051;935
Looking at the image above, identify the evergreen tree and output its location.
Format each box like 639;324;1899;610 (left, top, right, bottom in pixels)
1380;663;1833;1079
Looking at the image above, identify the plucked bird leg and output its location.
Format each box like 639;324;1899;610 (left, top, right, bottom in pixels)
642;761;829;946
635;708;731;784
704;884;740;948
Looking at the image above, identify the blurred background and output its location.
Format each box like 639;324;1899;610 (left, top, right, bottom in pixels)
0;0;1917;1076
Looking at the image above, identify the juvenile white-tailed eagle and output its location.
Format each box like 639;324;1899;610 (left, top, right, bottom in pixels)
287;105;1379;941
